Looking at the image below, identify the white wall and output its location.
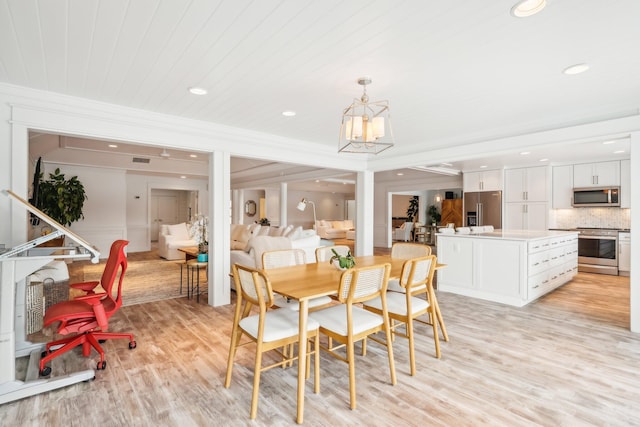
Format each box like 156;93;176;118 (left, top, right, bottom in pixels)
35;163;127;256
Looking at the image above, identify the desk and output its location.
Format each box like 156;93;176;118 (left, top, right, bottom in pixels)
267;255;447;424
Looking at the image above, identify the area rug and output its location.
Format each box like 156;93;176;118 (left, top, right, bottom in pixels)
80;258;193;306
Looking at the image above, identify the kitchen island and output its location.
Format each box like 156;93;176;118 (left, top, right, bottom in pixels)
436;230;578;307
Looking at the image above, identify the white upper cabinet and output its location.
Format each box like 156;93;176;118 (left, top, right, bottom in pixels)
463;169;503;192
552;165;574;209
504;202;548;231
573;161;620;187
505;166;548;203
621;159;630;208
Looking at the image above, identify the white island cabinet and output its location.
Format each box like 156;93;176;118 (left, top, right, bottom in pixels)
437;230;578;307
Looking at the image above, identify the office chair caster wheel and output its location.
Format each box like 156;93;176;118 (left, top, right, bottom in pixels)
97;361;107;370
40;366;51;377
129;341;137;349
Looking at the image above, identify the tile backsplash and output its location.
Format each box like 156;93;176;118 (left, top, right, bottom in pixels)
550;208;631;230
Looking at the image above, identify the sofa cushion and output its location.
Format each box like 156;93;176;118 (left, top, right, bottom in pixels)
245;236;292;269
286;226;303;240
167;223;190;240
257;225;271;236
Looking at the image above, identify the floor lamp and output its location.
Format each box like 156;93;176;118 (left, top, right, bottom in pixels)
296;198;317;230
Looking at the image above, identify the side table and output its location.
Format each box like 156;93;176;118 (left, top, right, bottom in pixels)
186;259;208;303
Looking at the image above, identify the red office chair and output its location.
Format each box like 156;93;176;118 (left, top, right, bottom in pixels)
39;240;137;376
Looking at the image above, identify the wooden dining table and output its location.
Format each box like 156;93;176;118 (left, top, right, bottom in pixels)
266;255;447;424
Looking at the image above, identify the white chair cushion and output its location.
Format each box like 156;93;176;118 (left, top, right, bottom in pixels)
364;293;429;317
310;304;383;336
272;295;333;310
167;223;190;240
239;309;319;342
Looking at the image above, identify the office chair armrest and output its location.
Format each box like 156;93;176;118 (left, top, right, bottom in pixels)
74;292;107;304
70;280;101;294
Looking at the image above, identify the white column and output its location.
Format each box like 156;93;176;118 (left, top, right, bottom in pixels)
279;182;288;227
355;170;374;256
208;150;231;307
10;124;29;246
630;132;639;333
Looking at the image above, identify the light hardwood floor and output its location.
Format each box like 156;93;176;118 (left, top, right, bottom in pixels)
2;262;639;426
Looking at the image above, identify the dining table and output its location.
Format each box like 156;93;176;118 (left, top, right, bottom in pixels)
266;254;447;424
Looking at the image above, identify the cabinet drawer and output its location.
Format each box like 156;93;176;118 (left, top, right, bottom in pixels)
528;251;549;275
528;238;550;253
528;271;550;299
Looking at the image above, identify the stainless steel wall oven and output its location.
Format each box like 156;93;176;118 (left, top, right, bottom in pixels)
577;228;618;275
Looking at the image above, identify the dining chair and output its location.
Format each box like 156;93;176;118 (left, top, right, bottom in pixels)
262;249;333;310
225;264;321;420
389;243;448;342
309;263;396;410
315;245;351;263
362;255;440;376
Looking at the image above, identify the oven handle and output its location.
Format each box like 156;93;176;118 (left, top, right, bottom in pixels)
578;235;617;241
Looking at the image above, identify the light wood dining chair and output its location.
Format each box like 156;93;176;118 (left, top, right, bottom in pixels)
315;245;351;263
225;264;320;420
309;263;396;410
390;242;432;259
389;243;448;342
363;255;440;376
262;249;333;310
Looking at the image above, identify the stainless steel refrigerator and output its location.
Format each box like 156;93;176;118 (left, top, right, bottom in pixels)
463;191;502;228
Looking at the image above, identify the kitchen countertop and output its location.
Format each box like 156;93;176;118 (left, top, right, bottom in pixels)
437;229;578;241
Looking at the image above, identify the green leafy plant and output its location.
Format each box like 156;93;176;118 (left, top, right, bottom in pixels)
428;205;441;225
406;195;419;222
330;248;356;269
36;167;87;227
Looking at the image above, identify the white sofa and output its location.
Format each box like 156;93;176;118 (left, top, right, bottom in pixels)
158;223;198;260
230;232;322;289
316;219;354;240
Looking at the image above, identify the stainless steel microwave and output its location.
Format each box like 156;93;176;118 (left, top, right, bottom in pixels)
572;187;620;207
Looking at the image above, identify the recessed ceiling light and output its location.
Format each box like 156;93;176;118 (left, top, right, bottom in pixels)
180;176;187;179
315;179;320;183
188;87;207;95
563;63;590;75
396;172;404;176
511;0;546;17
282;111;296;117
539;158;549;162
108;144;118;148
480;165;488;169
614;150;625;154
520;151;530;155
190;154;198;158
602;140;616;145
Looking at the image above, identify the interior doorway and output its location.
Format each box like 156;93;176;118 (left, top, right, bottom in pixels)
150;189;196;241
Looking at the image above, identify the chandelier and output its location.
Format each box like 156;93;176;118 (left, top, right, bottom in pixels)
338;76;394;154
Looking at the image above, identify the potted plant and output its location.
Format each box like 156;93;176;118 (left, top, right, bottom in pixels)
330;248;356;270
30;163;87;245
406;195;419;222
428;205;441;226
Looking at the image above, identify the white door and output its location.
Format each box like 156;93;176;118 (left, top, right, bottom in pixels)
151;195;178;241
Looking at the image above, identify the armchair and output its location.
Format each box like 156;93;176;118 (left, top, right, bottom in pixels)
158;222;197;260
393;222;414;242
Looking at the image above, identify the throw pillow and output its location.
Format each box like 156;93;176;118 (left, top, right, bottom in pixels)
286;226;303;240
